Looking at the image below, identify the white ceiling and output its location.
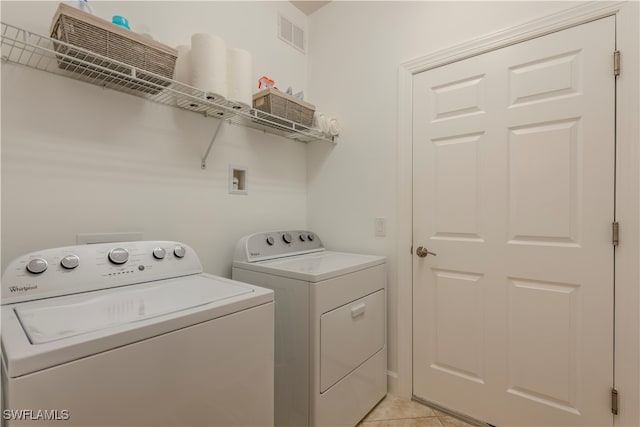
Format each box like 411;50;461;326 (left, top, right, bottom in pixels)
290;1;330;16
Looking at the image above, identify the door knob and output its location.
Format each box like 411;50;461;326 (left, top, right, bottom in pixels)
416;246;437;258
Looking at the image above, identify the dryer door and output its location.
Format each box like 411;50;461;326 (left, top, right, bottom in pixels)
320;289;385;392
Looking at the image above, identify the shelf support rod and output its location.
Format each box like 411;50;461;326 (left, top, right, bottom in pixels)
201;119;223;169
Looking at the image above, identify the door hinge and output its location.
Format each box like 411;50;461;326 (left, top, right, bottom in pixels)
612;222;619;246
614;50;621;77
611;388;619;415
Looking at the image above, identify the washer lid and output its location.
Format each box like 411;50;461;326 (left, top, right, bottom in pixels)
15;275;252;344
2;274;274;378
233;251;386;282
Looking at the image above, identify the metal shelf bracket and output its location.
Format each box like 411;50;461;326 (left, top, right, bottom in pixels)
201;119;223;169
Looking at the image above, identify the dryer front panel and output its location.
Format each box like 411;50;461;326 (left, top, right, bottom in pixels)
320;289;385;392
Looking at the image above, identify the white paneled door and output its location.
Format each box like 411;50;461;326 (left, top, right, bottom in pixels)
412;17;615;427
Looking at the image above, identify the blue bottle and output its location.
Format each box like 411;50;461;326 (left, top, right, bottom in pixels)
111;16;131;30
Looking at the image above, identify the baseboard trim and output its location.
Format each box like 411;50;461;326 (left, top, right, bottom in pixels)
412;395;492;427
386;370;402;396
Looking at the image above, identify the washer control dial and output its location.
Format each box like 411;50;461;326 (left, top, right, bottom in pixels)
60;255;80;270
153;247;166;260
266;236;275;246
307;233;315;242
26;258;48;274
174;245;186;258
108;248;129;265
282;233;293;244
299;234;306;242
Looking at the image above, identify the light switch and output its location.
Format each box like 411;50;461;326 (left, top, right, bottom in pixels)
375;218;386;237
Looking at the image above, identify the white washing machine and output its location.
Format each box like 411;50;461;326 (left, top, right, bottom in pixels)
1;240;274;427
232;230;387;427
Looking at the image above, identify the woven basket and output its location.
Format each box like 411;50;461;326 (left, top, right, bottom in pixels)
253;88;315;127
50;3;177;95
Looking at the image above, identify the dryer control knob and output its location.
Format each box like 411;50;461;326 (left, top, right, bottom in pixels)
282;233;293;244
153;247;166;260
60;255;80;270
26;258;48;274
307;234;315;242
266;236;275;246
174;246;186;258
108;248;129;265
299;234;306;242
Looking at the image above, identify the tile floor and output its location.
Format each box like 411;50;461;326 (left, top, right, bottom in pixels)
359;395;476;427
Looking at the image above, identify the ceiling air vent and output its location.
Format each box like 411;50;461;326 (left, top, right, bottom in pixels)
278;14;305;53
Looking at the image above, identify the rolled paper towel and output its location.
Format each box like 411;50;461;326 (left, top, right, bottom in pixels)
191;33;227;98
314;112;329;135
173;45;192;85
226;47;252;107
328;118;340;136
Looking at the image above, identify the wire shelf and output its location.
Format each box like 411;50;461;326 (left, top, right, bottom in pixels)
0;22;336;145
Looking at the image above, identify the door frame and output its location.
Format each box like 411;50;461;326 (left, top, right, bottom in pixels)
395;2;639;426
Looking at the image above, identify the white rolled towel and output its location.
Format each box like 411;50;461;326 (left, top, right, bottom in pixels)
226;47;252;107
173;45;192;85
191;33;227;98
328;118;340;136
314;112;329;135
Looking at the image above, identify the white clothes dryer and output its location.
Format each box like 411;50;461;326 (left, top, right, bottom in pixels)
232;230;387;427
1;240;274;427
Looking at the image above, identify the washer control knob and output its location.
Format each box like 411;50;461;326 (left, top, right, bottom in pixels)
26;258;48;274
108;248;129;265
174;246;186;258
299;234;306;242
307;233;315;242
266;236;275;246
60;255;80;270
282;233;293;244
153;247;166;260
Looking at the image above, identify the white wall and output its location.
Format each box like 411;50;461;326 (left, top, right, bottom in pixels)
306;0;583;392
1;1;310;276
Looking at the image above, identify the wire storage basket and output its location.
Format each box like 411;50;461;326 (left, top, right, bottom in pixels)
50;3;177;94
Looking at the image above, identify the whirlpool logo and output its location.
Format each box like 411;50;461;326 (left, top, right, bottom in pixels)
8;285;38;293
